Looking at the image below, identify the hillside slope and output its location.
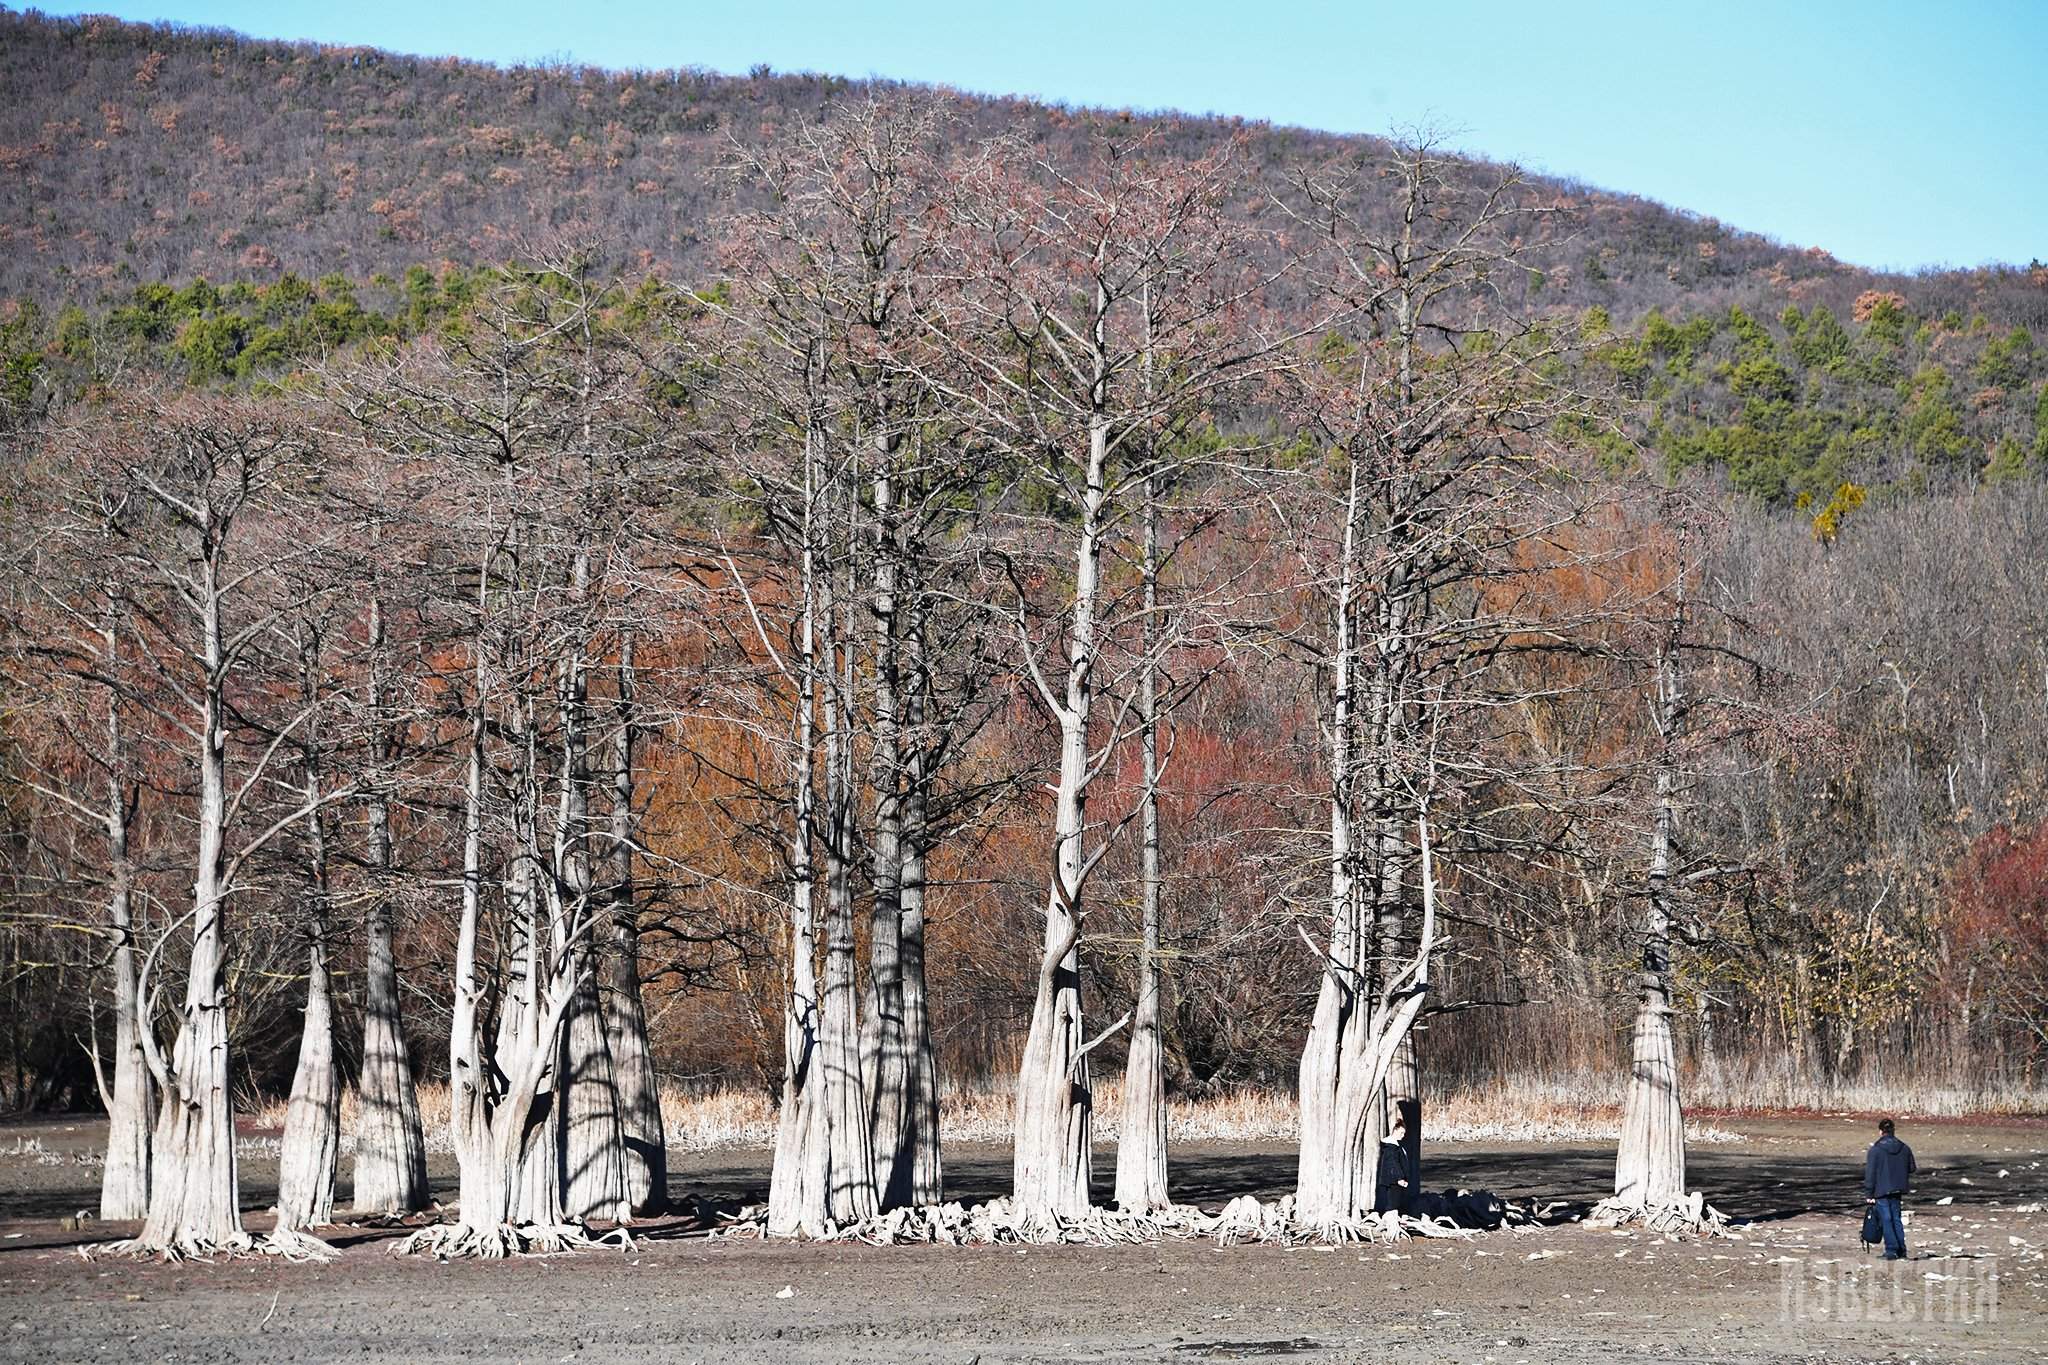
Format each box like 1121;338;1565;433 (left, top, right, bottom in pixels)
3;8;2045;501
4;9;2043;324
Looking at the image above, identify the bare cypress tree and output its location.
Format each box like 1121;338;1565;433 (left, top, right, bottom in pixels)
274;624;343;1236
2;482;157;1221
600;629;666;1212
932;129;1276;1222
1113;441;1170;1213
1612;587;1689;1210
1277;136;1592;1231
53;396;356;1258
350;589;429;1216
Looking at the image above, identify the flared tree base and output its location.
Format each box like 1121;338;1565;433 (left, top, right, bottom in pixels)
1588;1189;1729;1238
394;1220;634;1259
717;1195;1496;1248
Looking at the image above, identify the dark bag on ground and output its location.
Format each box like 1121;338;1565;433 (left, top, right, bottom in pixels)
1860;1202;1883;1250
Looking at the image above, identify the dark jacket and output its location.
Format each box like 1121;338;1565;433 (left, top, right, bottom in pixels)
1863;1134;1916;1198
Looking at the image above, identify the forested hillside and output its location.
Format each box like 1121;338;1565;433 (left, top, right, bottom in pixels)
3;9;2045;503
1;8;2045;1252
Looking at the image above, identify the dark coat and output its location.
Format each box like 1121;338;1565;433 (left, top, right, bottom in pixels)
1863;1134;1917;1197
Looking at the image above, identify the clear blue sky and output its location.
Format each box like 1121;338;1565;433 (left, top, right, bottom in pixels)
75;0;2048;272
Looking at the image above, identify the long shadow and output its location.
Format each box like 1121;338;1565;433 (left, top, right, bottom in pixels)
651;1138;2048;1230
11;1128;2043;1242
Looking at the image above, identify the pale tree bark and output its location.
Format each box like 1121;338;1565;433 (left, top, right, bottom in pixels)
1295;457;1368;1226
274;907;338;1232
276;654;340;1233
1115;459;1169;1214
133;521;244;1256
1013;403;1108;1222
409;597;607;1256
600;631;665;1213
818;569;877;1224
766;410;877;1234
1613;600;1688;1208
77;404;351;1257
861;454;913;1207
1296;813;1440;1232
895;741;943;1204
96;620;152;1223
351;594;429;1215
423;682;585;1253
553;555;631;1227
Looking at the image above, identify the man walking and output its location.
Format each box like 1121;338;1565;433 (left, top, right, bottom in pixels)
1863;1117;1917;1260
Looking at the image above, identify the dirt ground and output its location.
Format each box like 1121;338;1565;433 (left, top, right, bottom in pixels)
1;1114;2042;1364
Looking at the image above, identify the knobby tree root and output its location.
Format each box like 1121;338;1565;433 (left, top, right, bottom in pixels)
259;1227;340;1261
84;1227;337;1264
87;1232;257;1263
1208;1195;1480;1246
393;1220;635;1260
1586;1189;1730;1238
716;1194;1488;1248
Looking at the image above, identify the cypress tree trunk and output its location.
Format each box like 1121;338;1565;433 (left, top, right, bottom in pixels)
98;680;151;1223
275;759;339;1233
1012;411;1107;1222
101;888;153;1223
862;462;914;1207
1295;462;1368;1227
767;553;825;1236
1115;462;1168;1214
133;566;244;1255
601;633;665;1213
352;596;428;1215
275;918;338;1231
1614;618;1688;1207
557;965;627;1223
896;773;943;1205
552;595;630;1227
768;426;876;1233
818;578;877;1225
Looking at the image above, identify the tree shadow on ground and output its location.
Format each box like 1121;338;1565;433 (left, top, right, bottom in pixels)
6;1128;2042;1236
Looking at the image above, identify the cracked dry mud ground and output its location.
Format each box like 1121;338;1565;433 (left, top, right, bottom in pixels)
1;1115;2043;1364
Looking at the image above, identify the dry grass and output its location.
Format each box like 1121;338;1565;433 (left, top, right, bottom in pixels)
235;1064;2043;1155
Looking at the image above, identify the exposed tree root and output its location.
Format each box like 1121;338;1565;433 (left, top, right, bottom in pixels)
718;1194;1496;1248
88;1232;257;1263
394;1220;635;1259
1587;1190;1730;1238
258;1227;340;1262
1209;1195;1479;1246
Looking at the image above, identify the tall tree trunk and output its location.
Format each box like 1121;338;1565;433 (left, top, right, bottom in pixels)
768;416;876;1233
1013;406;1107;1222
1116;461;1169;1213
134;556;243;1255
896;762;943;1204
414;562;580;1256
1296;462;1368;1226
819;574;877;1225
504;706;565;1229
600;631;665;1213
767;544;824;1235
353;596;428;1214
275;919;338;1231
1614;615;1688;1207
275;734;339;1233
553;578;630;1226
98;666;151;1222
862;460;914;1207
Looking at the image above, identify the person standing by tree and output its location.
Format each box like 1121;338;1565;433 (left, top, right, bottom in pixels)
1863;1117;1917;1260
